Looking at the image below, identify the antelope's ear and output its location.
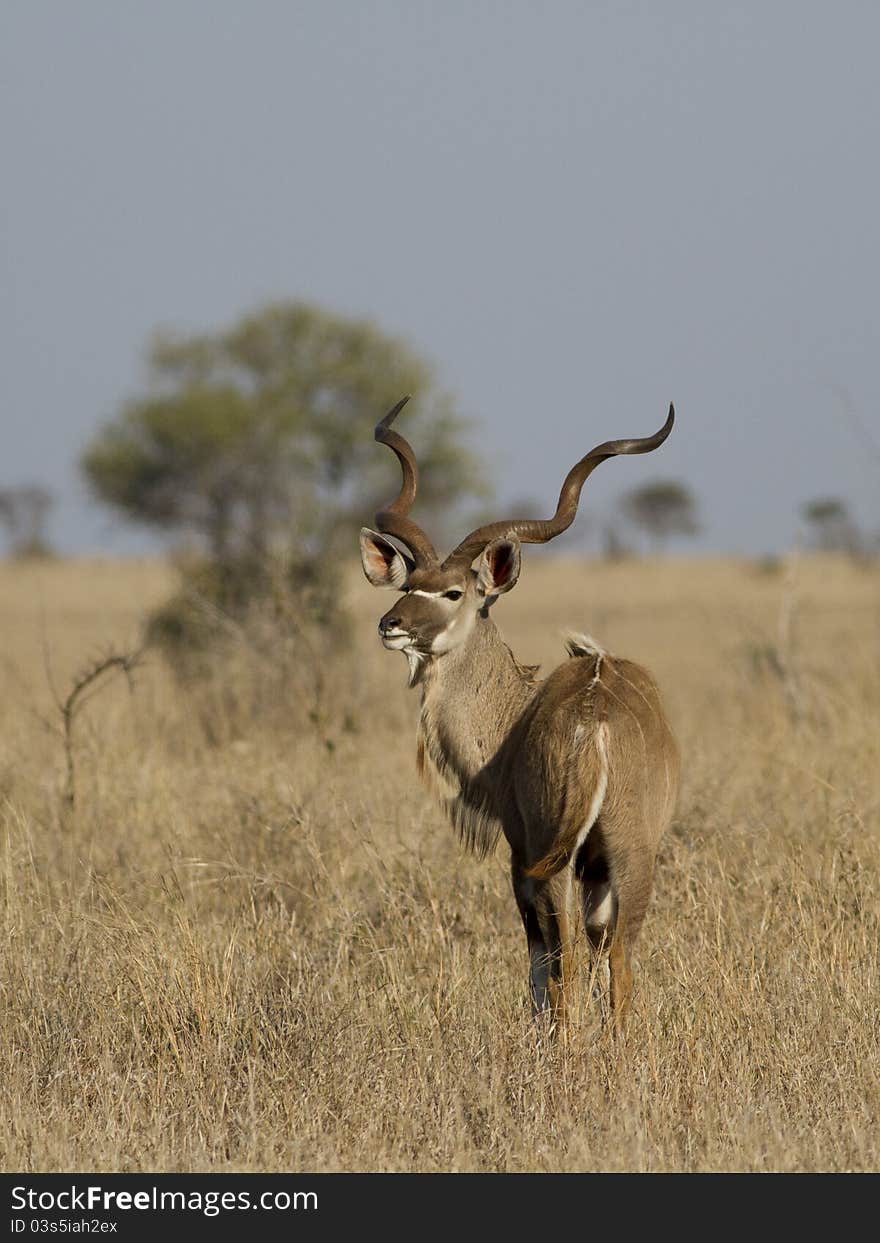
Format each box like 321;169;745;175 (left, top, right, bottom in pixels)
359;528;414;589
476;537;521;598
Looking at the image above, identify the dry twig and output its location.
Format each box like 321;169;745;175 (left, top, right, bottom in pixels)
57;648;143;812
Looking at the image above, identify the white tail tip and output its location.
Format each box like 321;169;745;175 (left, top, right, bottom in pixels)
563;631;607;659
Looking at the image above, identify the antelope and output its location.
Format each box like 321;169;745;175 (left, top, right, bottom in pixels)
359;397;680;1032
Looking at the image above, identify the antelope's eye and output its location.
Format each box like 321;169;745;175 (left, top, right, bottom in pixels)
443;589;463;601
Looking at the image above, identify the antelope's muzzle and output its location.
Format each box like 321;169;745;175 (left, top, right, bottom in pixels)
378;613;410;650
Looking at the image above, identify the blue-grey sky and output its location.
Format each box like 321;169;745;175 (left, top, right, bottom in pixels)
3;2;878;555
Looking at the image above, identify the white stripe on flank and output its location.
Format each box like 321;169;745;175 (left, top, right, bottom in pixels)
570;722;609;858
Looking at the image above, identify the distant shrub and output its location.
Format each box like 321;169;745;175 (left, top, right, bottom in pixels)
0;484;55;559
148;553;352;747
752;555;783;576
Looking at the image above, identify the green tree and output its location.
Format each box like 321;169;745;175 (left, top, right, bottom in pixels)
800;497;861;554
82;301;487;561
619;479;700;553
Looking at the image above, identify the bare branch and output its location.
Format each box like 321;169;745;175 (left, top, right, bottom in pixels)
59;647;145;813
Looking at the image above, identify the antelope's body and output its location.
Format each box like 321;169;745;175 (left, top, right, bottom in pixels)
360;397;680;1031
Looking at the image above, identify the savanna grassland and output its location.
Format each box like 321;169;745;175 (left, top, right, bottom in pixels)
0;553;877;1172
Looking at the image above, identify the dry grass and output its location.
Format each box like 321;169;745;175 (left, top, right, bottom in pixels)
0;552;878;1172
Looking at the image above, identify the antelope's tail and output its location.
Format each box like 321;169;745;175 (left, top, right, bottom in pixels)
525;845;574;881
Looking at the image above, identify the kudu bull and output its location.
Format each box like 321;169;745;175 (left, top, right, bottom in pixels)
359;397;680;1032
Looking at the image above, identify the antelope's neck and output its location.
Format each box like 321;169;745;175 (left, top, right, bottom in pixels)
418;616;536;787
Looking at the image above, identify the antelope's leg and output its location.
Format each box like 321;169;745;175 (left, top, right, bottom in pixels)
511;857;550;1014
574;821;615;1001
608;931;634;1034
607;844;656;1036
511;857;571;1026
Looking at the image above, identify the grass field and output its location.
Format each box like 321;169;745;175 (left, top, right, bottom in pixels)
0;553;877;1171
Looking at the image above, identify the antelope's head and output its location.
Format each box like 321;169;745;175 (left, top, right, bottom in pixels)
359;395;674;686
